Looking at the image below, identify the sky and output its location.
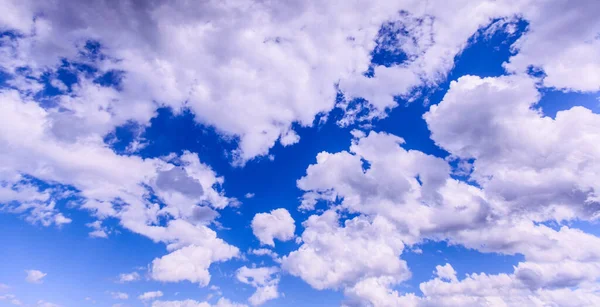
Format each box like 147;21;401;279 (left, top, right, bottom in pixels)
1;1;600;307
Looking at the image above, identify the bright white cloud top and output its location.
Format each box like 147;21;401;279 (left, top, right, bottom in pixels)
0;0;599;306
251;208;296;247
25;270;46;284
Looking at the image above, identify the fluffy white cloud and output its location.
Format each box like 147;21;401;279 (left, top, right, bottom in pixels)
293;73;600;304
151;242;238;286
152;297;247;307
283;210;409;291
86;220;109;238
139;291;163;301
248;248;280;263
504;0;600;92
0;294;23;306
434;264;457;283
25;270;46;284
0;177;72;227
251;208;295;246
0;0;541;164
111;292;129;300
36;301;60;307
0;88;240;287
360;261;600;307
236;266;280;306
424;75;600;223
1;1;600;306
117;272;140;283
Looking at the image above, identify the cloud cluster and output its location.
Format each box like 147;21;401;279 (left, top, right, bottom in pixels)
236;266;281;306
1;0;599;306
0;0;543;164
291;74;600;305
152;297;247;307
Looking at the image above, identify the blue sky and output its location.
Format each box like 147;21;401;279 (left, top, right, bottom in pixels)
1;1;600;307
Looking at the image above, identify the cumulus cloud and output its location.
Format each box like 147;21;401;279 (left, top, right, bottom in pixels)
248;248;280;263
504;0;600;92
251;208;295;246
86;220;109;238
139;291;163;301
152;297;247;307
25;270;46;284
0;0;544;164
117;272;140;283
236;266;280;306
424;75;600;223
110;292;129;300
0;88;240;287
283;210;409;291
0;294;23;306
150;242;239;286
1;0;600;306
0;178;72;227
292;73;600;304
434;264;457;283
36;301;60;307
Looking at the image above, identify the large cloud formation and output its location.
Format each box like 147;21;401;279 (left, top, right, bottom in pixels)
289;75;600;305
0;0;599;306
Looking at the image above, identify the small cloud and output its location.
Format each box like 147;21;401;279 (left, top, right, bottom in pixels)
36;300;60;307
110;292;129;300
25;270;47;284
89;230;108;238
0;294;23;306
117;272;140;283
86;221;109;238
245;193;255;199
138;291;163;301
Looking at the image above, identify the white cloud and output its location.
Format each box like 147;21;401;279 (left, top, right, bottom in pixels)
36;301;60;307
25;270;47;284
244;193;255;199
292;73;600;304
236;266;280;306
0;178;72;227
117;272;140;283
139;291;163;301
434;264;457;283
0;88;240;287
110;292;129;300
248;248;280;263
251;208;295;246
0;0;536;164
283;210;409;291
504;1;600;92
150;241;238;286
1;1;600;306
424;75;600;223
152;297;247;307
87;220;109;238
0;294;23;306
